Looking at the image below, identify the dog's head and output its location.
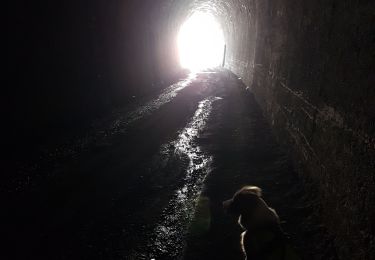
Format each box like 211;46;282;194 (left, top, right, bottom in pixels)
223;186;280;230
223;186;262;217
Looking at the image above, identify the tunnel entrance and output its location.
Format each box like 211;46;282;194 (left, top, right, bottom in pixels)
177;12;225;71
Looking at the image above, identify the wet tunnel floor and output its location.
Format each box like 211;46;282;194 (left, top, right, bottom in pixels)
5;69;337;260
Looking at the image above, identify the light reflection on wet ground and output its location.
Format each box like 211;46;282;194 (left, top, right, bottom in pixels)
5;73;197;193
109;73;197;134
129;96;222;259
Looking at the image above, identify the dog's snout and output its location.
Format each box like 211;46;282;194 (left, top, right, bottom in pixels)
223;199;232;213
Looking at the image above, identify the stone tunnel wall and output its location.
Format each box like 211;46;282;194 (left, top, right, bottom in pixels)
217;0;374;259
179;0;375;258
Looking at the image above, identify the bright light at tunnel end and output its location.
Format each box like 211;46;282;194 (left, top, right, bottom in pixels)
178;12;225;72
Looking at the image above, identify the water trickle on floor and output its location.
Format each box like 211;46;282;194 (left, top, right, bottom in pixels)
138;96;222;259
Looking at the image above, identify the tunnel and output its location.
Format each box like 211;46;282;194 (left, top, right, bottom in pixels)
6;0;374;259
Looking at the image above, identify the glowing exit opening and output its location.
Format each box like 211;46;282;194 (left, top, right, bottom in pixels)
178;12;225;71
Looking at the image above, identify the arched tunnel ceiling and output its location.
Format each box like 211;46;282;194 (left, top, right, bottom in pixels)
161;0;255;45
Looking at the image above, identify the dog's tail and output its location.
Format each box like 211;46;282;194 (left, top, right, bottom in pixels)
241;186;262;196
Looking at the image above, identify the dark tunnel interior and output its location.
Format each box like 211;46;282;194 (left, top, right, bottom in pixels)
6;0;374;259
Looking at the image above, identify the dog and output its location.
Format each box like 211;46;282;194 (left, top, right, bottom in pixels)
223;186;300;260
